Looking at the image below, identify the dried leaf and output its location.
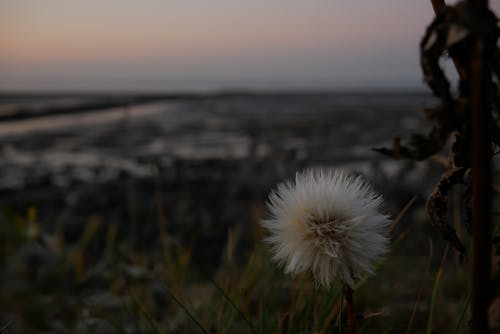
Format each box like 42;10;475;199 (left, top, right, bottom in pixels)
446;23;469;48
426;168;467;255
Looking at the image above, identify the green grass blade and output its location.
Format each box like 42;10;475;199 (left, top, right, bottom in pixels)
426;268;442;334
211;279;256;334
453;292;471;334
386;195;418;236
426;246;448;334
100;316;129;334
130;290;161;334
163;285;210;334
406;239;434;334
315;282;342;333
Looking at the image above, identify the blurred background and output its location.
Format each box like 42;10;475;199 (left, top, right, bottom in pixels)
1;1;499;333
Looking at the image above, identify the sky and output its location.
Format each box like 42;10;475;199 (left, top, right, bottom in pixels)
1;1;499;92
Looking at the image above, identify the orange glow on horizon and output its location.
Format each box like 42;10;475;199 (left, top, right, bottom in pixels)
2;1;499;88
0;1;430;67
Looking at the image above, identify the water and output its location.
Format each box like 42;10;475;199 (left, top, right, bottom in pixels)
0;92;434;190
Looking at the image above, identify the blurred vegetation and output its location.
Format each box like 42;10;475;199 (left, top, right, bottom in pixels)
0;191;489;333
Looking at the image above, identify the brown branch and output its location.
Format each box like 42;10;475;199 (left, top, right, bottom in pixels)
431;0;447;13
470;37;492;334
427;3;494;331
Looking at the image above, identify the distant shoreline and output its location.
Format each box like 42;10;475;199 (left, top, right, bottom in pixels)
0;88;430;99
0;90;434;122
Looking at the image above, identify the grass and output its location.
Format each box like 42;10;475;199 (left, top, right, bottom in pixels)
0;193;490;333
163;286;210;334
426;245;448;334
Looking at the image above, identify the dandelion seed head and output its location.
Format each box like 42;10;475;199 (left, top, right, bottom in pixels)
261;169;390;287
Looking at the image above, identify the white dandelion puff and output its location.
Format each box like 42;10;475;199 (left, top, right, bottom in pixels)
261;169;390;287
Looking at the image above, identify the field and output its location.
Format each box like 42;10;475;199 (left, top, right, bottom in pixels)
0;92;496;333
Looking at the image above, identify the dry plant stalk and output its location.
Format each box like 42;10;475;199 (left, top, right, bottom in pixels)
375;0;499;331
374;0;499;254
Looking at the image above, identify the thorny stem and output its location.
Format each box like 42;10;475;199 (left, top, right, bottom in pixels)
343;284;357;334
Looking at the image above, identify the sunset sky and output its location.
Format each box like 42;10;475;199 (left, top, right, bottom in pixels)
1;1;499;91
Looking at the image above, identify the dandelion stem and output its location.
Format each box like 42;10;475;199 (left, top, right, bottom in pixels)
343;284;357;334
